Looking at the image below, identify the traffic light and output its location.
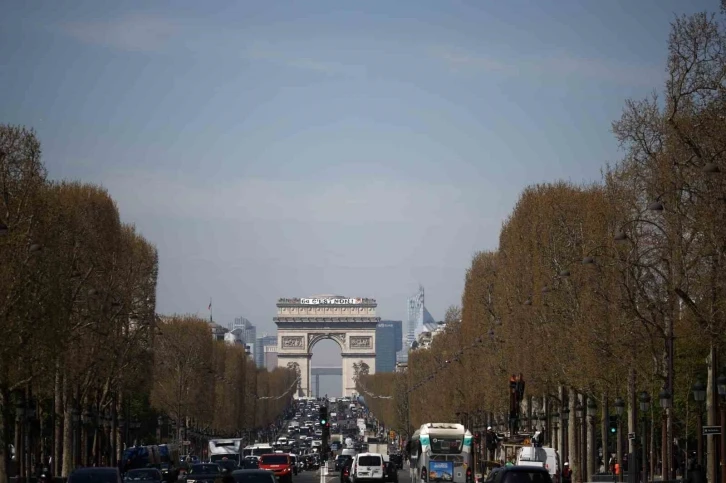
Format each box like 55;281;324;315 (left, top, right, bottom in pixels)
609;415;618;434
319;406;328;426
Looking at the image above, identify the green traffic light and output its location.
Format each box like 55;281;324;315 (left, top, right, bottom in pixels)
321;419;326;424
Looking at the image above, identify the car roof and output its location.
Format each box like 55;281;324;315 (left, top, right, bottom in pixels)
73;467;118;473
232;470;274;474
503;466;550;473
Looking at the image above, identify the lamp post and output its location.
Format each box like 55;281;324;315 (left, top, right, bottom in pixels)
639;392;650;483
576;403;584;483
614;397;625;482
562;407;570;468
717;374;726;483
658;390;671;480
692;382;706;468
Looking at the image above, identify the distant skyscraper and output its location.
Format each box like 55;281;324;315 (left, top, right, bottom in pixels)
406;285;435;348
255;334;278;368
264;345;278;369
230;317;256;345
376;321;403;372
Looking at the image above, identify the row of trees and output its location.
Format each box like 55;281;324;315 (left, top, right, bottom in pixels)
0;125;294;482
360;6;726;483
152;316;296;440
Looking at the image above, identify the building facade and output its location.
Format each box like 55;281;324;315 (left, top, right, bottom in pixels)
230;317;257;345
274;295;380;398
406;285;435;349
264;345;278;369
255;334;278;368
375;320;403;372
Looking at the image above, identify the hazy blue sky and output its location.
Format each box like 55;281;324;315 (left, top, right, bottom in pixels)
1;0;715;377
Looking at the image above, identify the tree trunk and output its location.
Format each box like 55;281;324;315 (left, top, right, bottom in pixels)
601;393;608;475
706;346;717;483
559;385;566;466
628;368;636;457
569;388;578;482
0;383;11;483
61;379;72;476
53;364;62;476
587;405;596;481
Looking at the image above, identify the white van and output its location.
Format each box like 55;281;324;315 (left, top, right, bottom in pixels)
543;448;561;483
351;452;385;483
516;447;546;467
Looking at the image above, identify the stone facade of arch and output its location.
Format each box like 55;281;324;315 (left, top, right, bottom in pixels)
274;297;379;398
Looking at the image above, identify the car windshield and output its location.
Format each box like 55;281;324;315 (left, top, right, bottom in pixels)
260;455;289;465
189;465;221;475
232;473;275;483
358;456;381;467
125;470;160;481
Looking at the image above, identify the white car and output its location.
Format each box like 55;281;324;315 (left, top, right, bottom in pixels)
351;452;385;483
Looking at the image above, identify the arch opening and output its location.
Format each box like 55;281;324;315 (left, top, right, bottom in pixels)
310;338;343;398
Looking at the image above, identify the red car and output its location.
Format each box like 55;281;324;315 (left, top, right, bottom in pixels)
258;453;293;483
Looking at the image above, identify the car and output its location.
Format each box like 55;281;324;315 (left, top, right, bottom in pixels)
258;454;293;483
69;467;122;483
124;468;163;483
482;466;552;483
383;462;398;483
230;469;276;483
350;453;385;483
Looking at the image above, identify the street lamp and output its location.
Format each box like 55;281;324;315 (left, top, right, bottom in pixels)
639;392;650;483
614;397;625;482
692;382;706;467
717;374;726;483
659;390;671;480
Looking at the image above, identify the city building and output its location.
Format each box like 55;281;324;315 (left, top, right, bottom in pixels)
375;320;403;372
224;331;243;346
413;321;447;350
210;323;227;341
230;317;256;345
264;345;278;369
406;285;435;348
255;334;278;368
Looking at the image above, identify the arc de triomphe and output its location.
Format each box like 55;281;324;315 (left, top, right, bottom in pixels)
275;295;379;398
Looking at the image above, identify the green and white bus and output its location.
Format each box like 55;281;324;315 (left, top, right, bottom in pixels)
410;423;473;483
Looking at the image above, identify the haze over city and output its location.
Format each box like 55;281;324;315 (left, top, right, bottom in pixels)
1;0;713;376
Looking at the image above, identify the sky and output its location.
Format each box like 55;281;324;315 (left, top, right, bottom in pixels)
1;0;717;377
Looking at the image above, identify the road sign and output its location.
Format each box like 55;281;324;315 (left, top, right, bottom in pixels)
703;426;721;435
627;432;636;440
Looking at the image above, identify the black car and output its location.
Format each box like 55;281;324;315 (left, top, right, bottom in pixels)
384;461;398;483
186;464;223;483
69;467;122;483
125;468;163;483
340;460;353;483
230;470;275;483
388;454;403;471
335;455;353;472
483;466;552;483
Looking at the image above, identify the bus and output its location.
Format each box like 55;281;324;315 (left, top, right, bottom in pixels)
410;423;473;483
242;443;274;458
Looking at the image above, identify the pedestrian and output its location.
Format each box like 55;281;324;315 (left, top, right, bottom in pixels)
561;462;572;483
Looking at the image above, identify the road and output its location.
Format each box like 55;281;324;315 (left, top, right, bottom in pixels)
293;465;411;483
